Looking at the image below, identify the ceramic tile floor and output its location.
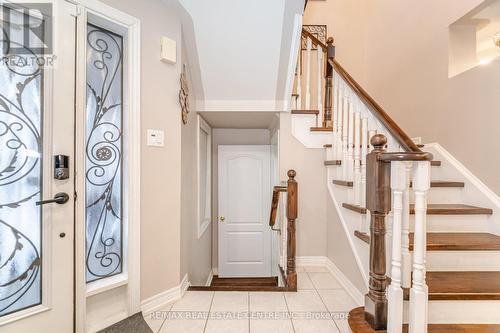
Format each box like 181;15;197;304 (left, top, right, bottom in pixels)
144;267;356;333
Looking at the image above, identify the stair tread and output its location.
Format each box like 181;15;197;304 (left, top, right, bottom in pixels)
431;160;442;166
354;231;500;251
332;179;353;186
323;144;332;148
324;160;341;166
348;307;500;332
409;271;500;300
343;203;493;215
291;109;319;115
334;180;463;188
310;126;333;132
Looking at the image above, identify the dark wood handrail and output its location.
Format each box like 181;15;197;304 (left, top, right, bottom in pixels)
328;58;422;153
301;28;327;51
269;185;287;227
268;170;298;291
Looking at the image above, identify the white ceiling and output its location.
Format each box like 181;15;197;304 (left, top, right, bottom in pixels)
198;111;278;129
177;0;304;111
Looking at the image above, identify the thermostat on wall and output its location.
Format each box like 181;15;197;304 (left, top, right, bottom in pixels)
147;129;165;147
160;36;176;64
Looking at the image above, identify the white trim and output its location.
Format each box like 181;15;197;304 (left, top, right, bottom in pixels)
74;2;141;332
86;273;129;297
324;258;365;306
283;14;303;110
427;142;500;208
205;270;214;287
141;274;190;315
296;256;328;266
327;182;370;287
197;115;212;239
296;256;364;306
427;142;500;235
86;311;128;333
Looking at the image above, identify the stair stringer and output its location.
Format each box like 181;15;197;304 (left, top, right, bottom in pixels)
326;179;370;290
424;143;500;236
288;113;370;292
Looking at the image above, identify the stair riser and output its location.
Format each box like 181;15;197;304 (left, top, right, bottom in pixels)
425;251;500;271
409;215;491;233
412;187;463;204
403;301;500;324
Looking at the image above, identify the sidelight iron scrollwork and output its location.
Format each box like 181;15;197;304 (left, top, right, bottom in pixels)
0;26;43;316
85;24;124;283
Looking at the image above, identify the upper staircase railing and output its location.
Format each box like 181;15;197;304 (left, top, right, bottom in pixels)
295;28;433;332
269;170;298;291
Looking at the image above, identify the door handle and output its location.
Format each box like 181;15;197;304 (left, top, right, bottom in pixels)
36;192;70;206
219;216;225;222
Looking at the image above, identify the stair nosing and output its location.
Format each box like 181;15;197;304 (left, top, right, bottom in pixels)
343;203;493;215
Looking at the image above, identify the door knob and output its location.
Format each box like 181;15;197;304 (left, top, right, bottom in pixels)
219;216;225;222
36;192;70;206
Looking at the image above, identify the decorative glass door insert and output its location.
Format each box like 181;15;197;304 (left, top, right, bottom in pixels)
0;11;44;316
85;23;124;283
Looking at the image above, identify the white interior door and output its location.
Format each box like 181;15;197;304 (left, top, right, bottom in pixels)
0;1;76;332
218;145;272;277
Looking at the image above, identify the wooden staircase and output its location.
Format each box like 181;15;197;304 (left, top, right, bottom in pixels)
292;25;500;332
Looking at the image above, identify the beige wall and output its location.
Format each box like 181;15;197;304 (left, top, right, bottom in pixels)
279;113;328;257
210;128;271;270
305;0;500;195
180;39;212;285
102;0;183;301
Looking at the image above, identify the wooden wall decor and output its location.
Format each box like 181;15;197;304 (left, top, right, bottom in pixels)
179;65;189;124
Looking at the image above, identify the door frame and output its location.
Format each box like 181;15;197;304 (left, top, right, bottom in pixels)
73;1;141;332
217;145;273;277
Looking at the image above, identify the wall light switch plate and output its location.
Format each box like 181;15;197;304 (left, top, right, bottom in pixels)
160;36;176;64
147;129;165;147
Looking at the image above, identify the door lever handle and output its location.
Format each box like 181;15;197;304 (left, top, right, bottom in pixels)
36;192;70;206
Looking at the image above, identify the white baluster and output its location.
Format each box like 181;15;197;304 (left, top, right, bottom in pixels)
387;161;407;333
402;161;412;289
353;110;361;206
361;117;368;208
317;47;323;123
336;79;344;161
409;161;430;333
342;89;349;179
346;94;355;181
296;51;302;110
333;74;338;133
305;37;312;109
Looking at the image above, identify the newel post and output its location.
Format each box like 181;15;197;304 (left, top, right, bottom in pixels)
323;37;335;128
286;170;298;291
364;134;391;330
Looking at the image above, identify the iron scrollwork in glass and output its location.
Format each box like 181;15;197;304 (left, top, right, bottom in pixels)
0;12;43;317
85;24;124;283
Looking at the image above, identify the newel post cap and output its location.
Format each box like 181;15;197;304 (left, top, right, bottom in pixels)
288;169;296;180
371;134;387;151
327;37;334;45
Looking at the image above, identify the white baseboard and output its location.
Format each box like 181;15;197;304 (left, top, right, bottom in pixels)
297;256;364;306
141;274;190;315
296;256;328;266
205;270;214;287
324;258;364;306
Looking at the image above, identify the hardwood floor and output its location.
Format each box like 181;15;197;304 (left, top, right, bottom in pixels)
187;276;286;292
348;307;500;333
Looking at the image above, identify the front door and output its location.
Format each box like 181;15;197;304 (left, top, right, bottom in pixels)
0;1;76;332
218;145;272;277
